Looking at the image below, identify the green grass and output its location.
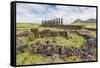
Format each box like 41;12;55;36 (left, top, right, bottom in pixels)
18;37;29;44
16;23;39;28
16;51;44;65
64;56;80;62
37;27;64;32
72;22;96;27
16;34;85;65
92;48;96;60
33;35;85;47
54;35;85;47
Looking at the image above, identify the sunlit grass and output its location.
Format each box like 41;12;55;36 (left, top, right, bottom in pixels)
18;37;29;44
37;27;64;32
54;35;85;47
16;51;44;65
64;56;80;62
16;22;94;65
33;35;85;47
16;23;39;28
72;22;96;27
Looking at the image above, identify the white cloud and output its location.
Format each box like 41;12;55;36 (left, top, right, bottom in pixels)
16;3;96;24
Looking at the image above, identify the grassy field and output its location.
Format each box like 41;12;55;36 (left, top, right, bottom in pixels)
64;56;80;62
16;22;96;28
37;27;65;32
38;35;85;47
16;23;65;32
16;51;44;65
16;23;85;47
16;22;95;65
16;23;39;28
72;22;96;27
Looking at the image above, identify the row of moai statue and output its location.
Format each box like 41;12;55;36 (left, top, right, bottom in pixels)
41;18;63;27
41;18;84;30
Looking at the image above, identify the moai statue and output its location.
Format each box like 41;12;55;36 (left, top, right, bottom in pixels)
51;20;54;27
53;19;56;27
47;20;49;27
56;18;59;27
48;20;49;27
50;20;53;27
42;20;44;25
49;20;51;27
43;20;45;27
57;18;58;25
58;18;60;26
61;18;63;25
44;20;47;27
60;18;63;29
58;18;61;28
50;20;52;27
47;20;50;27
53;19;55;26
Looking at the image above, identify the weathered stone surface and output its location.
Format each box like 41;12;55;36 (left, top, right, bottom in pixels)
31;28;39;38
30;33;96;61
17;31;30;37
40;29;51;37
17;44;28;52
16;30;96;61
16;38;28;52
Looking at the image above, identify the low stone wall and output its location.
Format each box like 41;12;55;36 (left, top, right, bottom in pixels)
16;33;96;61
30;36;95;61
17;28;69;38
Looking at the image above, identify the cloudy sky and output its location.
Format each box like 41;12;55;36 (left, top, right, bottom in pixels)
16;3;96;24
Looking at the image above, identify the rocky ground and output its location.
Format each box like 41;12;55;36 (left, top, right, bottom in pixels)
16;31;96;65
15;25;97;65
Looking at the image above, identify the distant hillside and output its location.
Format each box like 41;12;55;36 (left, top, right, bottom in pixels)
73;18;96;23
71;18;96;27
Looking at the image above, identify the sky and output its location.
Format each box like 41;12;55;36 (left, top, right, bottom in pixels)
16;3;96;24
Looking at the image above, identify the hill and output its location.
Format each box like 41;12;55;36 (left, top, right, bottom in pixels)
72;18;96;23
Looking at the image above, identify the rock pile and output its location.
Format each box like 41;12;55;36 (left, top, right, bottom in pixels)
16;31;96;61
30;34;96;61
